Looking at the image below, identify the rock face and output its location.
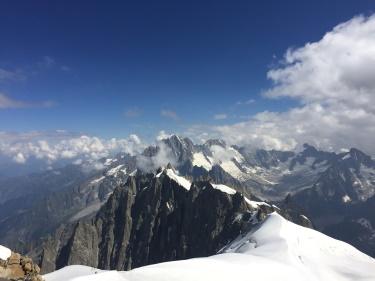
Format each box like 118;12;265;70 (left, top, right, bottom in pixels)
289;147;375;257
0;252;42;281
38;169;311;273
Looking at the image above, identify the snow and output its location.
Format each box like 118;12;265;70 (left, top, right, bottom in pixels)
156;168;191;190
244;197;270;209
342;195;351;203
165;169;191;190
342;154;351;160
106;165;125;176
192;152;212;170
104;158;118;166
129;169;137;176
210;183;269;209
90;176;105;185
44;265;102;281
211;183;236;195
219;161;248;180
45;213;375;281
0;245;11;260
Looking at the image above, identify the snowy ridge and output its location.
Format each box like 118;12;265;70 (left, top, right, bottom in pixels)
106;164;125;176
45;213;375;281
0;245;11;261
210;183;270;208
156;168;191;190
211;183;236;195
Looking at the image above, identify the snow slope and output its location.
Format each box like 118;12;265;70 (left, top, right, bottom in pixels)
44;213;375;281
156;168;191;190
0;245;11;260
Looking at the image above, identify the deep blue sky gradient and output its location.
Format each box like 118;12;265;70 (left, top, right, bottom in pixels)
0;0;374;140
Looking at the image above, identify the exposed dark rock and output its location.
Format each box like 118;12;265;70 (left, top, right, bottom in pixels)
38;170;307;273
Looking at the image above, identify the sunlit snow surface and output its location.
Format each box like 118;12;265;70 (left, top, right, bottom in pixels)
0;245;11;260
156;168;191;190
44;213;375;281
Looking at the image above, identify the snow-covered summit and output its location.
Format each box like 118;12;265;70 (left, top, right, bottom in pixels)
45;213;375;281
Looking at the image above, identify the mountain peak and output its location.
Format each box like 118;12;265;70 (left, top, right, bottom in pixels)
302;143;318;153
166;162;174;170
204;139;226;148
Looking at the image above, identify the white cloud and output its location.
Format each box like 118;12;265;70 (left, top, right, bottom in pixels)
0;131;146;165
156;130;173;141
214;114;228;120
136;141;177;172
0;93;55;109
161;109;179;121
188;15;375;154
210;145;237;164
13;152;26;164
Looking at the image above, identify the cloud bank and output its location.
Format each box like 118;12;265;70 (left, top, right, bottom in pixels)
0;131;145;165
190;15;375;153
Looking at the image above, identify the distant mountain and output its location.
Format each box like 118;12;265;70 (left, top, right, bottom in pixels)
290;147;375;256
44;213;375;281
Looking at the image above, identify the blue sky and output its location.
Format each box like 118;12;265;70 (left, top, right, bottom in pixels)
1;0;375;143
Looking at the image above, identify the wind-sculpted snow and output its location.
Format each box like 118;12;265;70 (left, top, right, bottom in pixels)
44;213;375;281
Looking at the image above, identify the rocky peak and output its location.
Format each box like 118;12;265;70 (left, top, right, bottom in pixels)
0;250;42;281
160;135;194;163
348;148;373;167
37;167;311;274
203;139;226;148
302;143;318;153
166;162;174;170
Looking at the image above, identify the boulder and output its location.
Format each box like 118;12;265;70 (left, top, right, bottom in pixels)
0;250;43;281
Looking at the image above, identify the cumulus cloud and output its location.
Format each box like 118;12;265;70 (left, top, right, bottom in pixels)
209;145;239;164
188;15;375;154
214;114;228;120
0;93;55;109
161;109;179;121
136;142;177;172
0;131;146;165
156;130;173;141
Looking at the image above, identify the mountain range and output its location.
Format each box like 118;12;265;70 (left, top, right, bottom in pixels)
0;135;374;273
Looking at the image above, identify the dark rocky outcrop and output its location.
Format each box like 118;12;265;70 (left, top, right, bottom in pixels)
38;169;308;273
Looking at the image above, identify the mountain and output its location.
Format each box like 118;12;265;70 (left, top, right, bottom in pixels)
290;147;375;256
1;135;374;262
0;154;136;254
36;167;311;273
43;213;375;281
